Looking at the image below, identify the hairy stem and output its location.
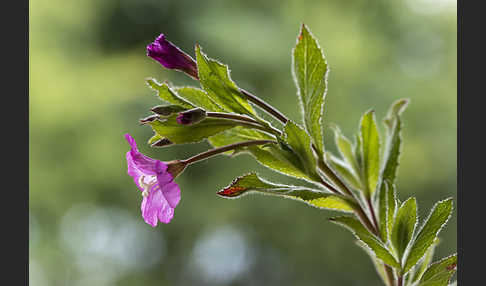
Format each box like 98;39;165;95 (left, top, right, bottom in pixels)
239;88;289;124
206;112;282;136
206;112;261;124
183;140;276;165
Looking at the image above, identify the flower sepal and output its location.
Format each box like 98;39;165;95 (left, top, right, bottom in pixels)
166;160;188;179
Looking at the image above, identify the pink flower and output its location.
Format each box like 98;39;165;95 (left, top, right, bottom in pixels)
125;133;181;226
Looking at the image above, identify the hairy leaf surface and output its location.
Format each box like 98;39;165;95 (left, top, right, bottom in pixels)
404;199;453;273
283;121;320;181
148;115;237;145
196;45;256;117
175;86;225;112
417;254;457;286
327;154;362;190
146;78;194;108
360;110;381;196
333;125;360;176
410;238;440;283
292;24;328;157
377;99;408;202
218;173;354;212
391;197;417;261
330;216;400;268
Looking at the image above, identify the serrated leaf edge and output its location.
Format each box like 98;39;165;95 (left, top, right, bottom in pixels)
291;24;329;156
403;198;454;273
330;216;400;268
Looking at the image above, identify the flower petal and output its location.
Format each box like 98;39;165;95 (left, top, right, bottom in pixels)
125;133;139;151
161;181;181;208
126;151;144;191
140;186;167;227
158;202;175;224
156;169;173;184
125;133;167;175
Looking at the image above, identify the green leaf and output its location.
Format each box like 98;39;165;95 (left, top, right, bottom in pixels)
292;24;329;157
403;199;454;273
360;110;381;196
174;86;225;112
148;133;162;145
148;114;237;145
330;216;400;268
410;238;440;283
377;180;398;244
384;98;409;130
208;127;274;156
378;181;389;242
217;173;354;212
355;240;390;286
377;99;408;201
248;144;312;181
333;125;360;176
378;118;402;196
354;133;363;169
386;181;398;240
283;121;320;181
417;254;457;286
195;45;256;117
391;197;417;261
209;127;274;147
239;121;322;182
326;154;362;190
146;78;194;108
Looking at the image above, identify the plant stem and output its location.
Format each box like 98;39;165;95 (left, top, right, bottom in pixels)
317;177;343;195
182;140;276;165
385;266;396;286
239;88;289;124
207;112;261;124
316;159;377;235
366;196;380;233
206;112;282;136
397;275;403;286
317;156;398;286
229;121;280;136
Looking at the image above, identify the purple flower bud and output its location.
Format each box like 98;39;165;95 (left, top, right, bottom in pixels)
176;108;207;125
147;34;198;79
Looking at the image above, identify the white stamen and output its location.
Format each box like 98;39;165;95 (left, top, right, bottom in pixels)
138;175;157;198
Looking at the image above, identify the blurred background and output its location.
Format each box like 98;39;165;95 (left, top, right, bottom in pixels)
29;0;457;285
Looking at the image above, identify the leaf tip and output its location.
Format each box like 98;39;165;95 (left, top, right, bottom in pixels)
217;186;247;198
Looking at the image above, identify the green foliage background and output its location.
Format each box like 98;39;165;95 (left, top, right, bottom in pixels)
29;0;456;285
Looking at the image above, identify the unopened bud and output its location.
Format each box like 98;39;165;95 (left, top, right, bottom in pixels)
146;34;199;79
176;108;206;125
139;115;160;124
151;138;173;148
151;105;186;116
